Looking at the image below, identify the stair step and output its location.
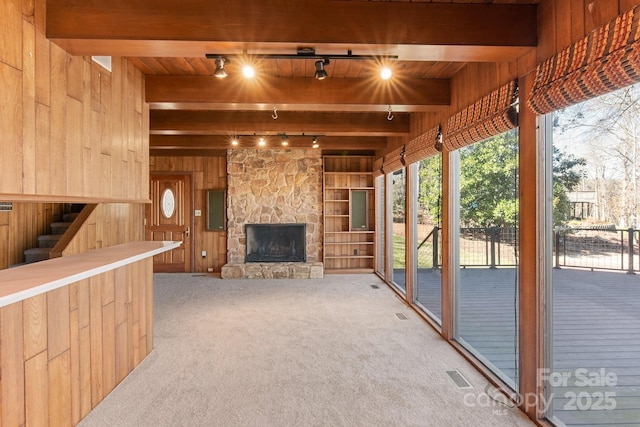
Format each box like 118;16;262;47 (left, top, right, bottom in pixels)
38;234;63;248
24;248;51;264
50;222;72;234
63;212;80;222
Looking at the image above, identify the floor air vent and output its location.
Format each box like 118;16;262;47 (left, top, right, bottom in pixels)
395;312;408;320
445;370;473;389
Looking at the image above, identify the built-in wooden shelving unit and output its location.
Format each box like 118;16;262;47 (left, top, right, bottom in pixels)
323;156;375;273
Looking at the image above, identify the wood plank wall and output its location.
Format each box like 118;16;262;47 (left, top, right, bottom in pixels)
0;258;153;426
61;204;146;257
0;203;64;269
0;0;149;202
149;156;227;272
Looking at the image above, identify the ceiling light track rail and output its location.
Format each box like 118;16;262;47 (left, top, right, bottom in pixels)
205;49;398;62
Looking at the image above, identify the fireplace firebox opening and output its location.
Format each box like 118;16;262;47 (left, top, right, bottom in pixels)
245;224;306;263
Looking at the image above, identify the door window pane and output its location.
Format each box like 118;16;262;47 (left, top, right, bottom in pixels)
455;128;520;389
391;168;407;293
376;175;386;277
415;155;443;323
546;84;640;426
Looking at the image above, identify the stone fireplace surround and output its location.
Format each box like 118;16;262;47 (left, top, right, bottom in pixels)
221;149;323;279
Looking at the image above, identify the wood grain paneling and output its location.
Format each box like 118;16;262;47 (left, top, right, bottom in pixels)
89;275;104;407
150;156;228;272
0;4;149;204
0;261;155;425
1;302;25;427
48;350;72;426
0;62;23;196
25;350;49;427
47;286;70;360
0;0;22;69
23;294;47;360
23;20;37;195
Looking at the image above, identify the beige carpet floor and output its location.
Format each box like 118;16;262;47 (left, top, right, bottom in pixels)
78;273;534;427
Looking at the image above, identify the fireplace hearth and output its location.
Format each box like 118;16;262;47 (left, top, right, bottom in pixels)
245;224;306;263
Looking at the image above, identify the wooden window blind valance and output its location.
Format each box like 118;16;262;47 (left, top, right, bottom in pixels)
382;145;405;173
372;158;384;178
444;80;518;151
403;126;441;165
528;5;640;115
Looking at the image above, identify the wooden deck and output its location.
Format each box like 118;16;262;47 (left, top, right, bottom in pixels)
405;267;640;427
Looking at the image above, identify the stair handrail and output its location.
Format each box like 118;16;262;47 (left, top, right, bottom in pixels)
49;204;98;259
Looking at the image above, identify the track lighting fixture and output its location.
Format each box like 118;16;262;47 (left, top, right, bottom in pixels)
228;133;323;148
314;59;330;80
206;49;398;79
213;57;229;78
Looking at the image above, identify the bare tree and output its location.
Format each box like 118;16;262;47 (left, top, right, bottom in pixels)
555;84;640;227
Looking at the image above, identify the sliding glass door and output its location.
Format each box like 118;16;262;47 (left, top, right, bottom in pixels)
391;168;407;293
545;84;640;426
414;155;443;323
454;128;520;389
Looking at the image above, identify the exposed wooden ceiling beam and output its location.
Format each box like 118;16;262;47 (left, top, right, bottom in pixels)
150;135;387;151
146;76;449;113
46;0;536;61
150;111;409;137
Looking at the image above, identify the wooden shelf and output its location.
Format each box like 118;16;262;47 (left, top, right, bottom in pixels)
323;155;375;273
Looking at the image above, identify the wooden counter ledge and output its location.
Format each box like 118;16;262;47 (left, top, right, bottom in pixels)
0;240;181;308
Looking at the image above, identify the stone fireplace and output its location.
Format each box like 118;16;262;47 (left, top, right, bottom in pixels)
221;149;323;279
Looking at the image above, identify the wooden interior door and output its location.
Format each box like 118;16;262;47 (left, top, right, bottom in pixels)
146;174;192;272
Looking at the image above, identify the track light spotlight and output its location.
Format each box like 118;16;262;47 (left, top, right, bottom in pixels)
214;57;229;78
380;66;393;80
314;59;330;80
242;64;255;79
312;137;319;149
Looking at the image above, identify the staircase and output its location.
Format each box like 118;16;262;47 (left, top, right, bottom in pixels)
21;205;84;264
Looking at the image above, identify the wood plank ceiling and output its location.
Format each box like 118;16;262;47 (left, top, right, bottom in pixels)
46;0;540;155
